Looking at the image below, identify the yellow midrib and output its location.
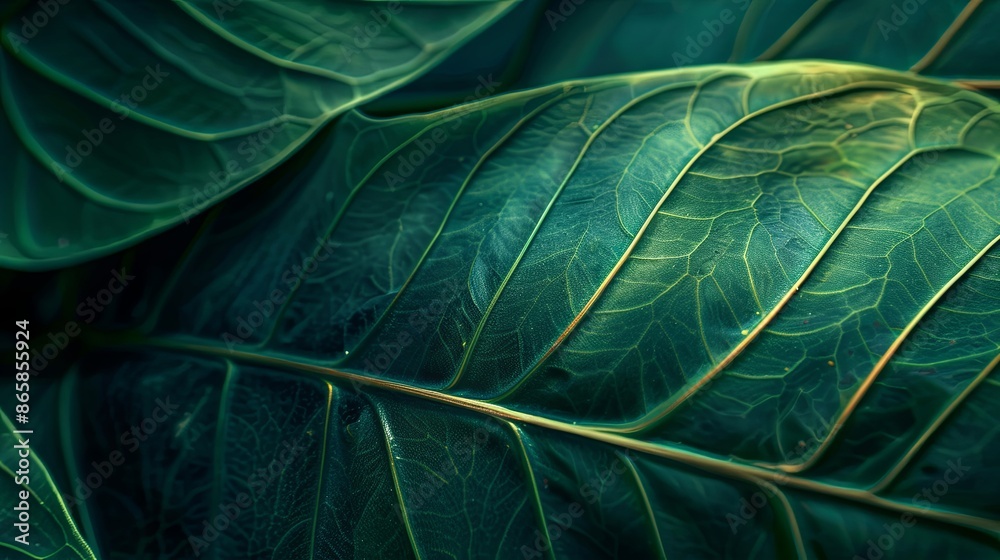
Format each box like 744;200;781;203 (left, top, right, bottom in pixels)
139;337;1000;536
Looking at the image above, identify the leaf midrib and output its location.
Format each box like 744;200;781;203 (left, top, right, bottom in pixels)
140;337;1000;536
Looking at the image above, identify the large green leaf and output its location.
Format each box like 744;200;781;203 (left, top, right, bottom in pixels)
43;61;1000;558
0;0;513;270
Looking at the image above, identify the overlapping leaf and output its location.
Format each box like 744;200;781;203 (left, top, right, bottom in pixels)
544;0;1000;81
43;62;1000;558
402;0;1000;106
0;0;513;270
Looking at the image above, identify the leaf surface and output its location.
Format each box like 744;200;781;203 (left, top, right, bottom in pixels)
0;409;97;560
51;62;1000;558
0;0;513;270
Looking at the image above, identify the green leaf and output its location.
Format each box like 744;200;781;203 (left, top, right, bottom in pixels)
0;0;513;270
0;408;97;560
58;61;1000;558
421;0;1000;100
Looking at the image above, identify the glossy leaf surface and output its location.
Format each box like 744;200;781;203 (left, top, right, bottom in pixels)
34;62;1000;558
0;0;512;270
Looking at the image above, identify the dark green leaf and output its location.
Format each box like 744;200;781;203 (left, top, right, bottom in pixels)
394;0;1000;108
36;61;1000;558
1;409;97;560
0;0;513;270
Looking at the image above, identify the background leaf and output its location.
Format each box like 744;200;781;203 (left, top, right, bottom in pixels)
523;0;1000;80
371;0;1000;114
0;0;513;270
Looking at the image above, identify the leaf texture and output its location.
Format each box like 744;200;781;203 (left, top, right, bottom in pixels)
0;0;513;270
0;409;97;560
51;62;1000;558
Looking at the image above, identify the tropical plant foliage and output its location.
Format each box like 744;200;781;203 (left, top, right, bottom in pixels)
1;2;998;560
